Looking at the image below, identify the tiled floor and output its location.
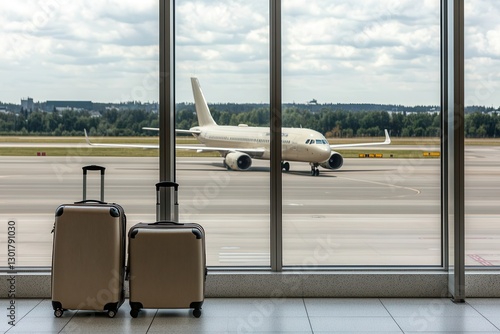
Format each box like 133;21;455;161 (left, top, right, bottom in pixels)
1;298;500;333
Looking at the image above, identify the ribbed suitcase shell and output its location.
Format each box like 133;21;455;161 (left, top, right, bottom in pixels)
51;203;126;317
128;222;206;317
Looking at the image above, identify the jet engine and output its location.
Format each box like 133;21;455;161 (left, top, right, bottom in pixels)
320;151;344;170
224;152;252;170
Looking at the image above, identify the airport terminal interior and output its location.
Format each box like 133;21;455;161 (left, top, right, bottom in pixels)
2;0;500;333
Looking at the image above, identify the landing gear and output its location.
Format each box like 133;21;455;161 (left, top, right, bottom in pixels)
281;161;290;172
310;163;320;176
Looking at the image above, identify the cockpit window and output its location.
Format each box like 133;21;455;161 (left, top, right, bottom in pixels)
306;139;328;145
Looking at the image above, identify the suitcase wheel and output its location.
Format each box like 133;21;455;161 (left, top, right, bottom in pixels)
107;310;117;318
130;309;140;318
193;309;202;318
54;309;63;318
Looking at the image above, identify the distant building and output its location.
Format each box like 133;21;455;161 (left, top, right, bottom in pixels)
45;100;93;112
21;97;34;112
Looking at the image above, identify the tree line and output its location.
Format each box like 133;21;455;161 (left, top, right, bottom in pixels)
0;106;499;138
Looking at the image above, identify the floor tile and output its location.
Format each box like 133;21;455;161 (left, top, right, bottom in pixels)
467;298;500;306
404;332;500;334
484;317;500;330
0;299;43;332
4;301;70;334
304;298;390;317
381;298;483;317
202;298;308;318
467;298;500;318
58;308;154;334
1;298;500;334
149;315;312;333
309;316;402;332
0;299;43;319
4;317;70;333
394;315;499;332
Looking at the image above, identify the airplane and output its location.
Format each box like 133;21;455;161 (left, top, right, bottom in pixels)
85;77;391;176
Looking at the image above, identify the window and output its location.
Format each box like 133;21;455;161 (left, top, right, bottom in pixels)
282;0;442;266
0;0;159;267
175;0;270;267
464;0;500;268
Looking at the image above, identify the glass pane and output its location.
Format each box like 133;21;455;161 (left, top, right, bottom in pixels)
282;0;442;266
0;1;159;267
465;0;500;267
175;0;270;266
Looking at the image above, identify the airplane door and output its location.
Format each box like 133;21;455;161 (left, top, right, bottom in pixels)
283;135;298;160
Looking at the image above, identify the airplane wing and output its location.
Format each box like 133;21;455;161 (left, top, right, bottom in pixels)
84;129;265;156
84;129;158;149
329;129;391;149
177;145;266;156
142;127;202;135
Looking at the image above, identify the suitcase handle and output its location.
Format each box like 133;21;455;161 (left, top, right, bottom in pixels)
82;165;105;201
156;182;179;222
82;165;106;175
149;221;184;226
155;181;179;191
74;199;107;205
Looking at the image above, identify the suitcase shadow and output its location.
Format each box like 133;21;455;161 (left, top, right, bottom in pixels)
154;309;195;318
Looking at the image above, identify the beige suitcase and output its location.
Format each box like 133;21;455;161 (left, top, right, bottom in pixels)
51;165;126;318
128;222;206;318
127;182;206;318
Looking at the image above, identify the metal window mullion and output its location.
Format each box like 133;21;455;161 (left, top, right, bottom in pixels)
451;0;465;302
159;0;176;221
443;0;465;302
270;0;282;272
440;0;449;272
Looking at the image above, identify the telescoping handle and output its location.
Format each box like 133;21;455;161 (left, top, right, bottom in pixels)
82;165;105;201
155;181;179;222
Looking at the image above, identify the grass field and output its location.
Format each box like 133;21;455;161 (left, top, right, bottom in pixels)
0;135;497;157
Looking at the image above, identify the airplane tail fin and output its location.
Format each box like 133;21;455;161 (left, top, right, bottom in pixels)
191;77;217;127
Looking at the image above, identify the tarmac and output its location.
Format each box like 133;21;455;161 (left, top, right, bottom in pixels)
0;149;499;268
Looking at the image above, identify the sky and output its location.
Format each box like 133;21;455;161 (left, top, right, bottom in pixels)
0;0;499;106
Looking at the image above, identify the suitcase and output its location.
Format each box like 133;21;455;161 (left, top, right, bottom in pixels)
51;165;126;318
127;182;206;318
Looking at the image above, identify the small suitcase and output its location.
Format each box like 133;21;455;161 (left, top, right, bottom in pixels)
127;182;206;318
51;165;126;318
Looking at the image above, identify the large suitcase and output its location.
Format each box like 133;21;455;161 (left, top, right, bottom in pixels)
51;165;126;318
127;182;206;318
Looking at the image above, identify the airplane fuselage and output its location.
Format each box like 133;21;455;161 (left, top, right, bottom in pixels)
84;77;389;175
190;124;332;163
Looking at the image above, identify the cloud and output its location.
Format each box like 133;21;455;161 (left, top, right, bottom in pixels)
0;0;159;103
1;0;499;106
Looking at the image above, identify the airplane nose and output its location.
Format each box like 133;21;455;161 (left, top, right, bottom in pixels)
316;145;331;160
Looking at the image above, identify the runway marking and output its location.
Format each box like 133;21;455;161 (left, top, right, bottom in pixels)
337;176;421;196
468;254;494;266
